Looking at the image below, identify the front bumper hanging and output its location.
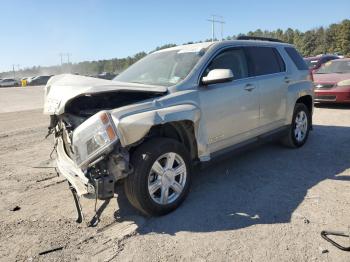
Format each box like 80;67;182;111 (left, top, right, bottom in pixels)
56;137;91;196
56;137;118;225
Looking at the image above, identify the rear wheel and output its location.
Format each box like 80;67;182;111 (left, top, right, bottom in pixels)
124;138;191;216
282;103;311;148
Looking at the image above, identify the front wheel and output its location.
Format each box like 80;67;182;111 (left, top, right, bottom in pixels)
282;103;311;148
124;138;191;216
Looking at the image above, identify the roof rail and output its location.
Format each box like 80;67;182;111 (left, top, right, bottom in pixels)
236;35;285;43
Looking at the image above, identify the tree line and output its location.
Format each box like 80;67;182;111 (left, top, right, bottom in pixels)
1;19;349;78
239;19;350;57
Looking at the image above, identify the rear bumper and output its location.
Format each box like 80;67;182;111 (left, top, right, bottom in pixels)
56;137;91;196
314;88;350;103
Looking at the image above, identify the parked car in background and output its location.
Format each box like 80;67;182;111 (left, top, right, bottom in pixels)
304;55;340;72
97;72;116;80
26;76;36;85
44;38;314;217
334;52;345;59
29;75;52;86
0;78;19;87
313;58;350;103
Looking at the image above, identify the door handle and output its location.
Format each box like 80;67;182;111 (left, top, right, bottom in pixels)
284;76;291;83
244;84;255;91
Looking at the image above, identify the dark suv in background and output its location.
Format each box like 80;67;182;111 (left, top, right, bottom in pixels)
304;55;340;72
29;75;52;86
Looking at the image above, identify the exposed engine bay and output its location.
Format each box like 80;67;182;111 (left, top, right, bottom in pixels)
50;90;164;202
49;90;163;131
65;90;164;119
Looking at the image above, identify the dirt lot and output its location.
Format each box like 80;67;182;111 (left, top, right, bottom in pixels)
0;86;44;113
0;88;349;261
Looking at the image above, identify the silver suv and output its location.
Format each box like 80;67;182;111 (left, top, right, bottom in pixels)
44;37;314;217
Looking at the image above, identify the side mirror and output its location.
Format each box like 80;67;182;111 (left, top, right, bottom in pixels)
201;69;234;85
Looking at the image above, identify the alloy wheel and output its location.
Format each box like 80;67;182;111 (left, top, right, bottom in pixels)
294;110;308;142
147;152;187;205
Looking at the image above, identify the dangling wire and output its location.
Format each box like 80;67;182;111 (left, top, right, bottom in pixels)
321;230;350;251
49;139;58;159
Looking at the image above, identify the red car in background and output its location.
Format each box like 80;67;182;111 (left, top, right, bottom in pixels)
313;58;350;103
304;55;340;73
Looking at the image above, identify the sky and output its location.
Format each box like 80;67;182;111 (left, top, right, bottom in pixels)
0;0;349;72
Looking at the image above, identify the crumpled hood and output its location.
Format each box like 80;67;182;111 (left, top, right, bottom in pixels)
43;74;167;115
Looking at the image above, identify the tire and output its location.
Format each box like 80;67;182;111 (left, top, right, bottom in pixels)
282;103;311;148
124;138;192;216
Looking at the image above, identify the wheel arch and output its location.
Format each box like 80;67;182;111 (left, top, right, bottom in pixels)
146;121;198;161
296;95;313;115
295;94;313;128
286;80;314;125
116;104;206;160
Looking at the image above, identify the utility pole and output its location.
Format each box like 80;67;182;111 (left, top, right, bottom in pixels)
59;53;72;74
66;53;71;64
59;53;64;66
207;15;225;41
219;20;225;40
59;52;71;65
12;64;20;79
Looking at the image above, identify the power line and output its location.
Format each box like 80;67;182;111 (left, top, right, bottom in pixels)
206;15;225;41
59;52;72;66
67;53;71;64
59;53;64;66
12;64;20;78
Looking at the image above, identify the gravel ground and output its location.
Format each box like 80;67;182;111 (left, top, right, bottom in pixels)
0;86;44;113
0;102;349;261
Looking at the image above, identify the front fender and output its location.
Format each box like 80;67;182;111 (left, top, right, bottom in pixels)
115;104;201;147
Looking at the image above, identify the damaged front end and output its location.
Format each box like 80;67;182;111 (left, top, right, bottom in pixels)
44;74;165;203
56;110;132;200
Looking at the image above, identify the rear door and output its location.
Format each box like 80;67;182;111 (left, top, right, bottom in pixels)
245;46;287;132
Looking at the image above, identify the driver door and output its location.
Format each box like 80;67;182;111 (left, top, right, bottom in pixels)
198;47;260;154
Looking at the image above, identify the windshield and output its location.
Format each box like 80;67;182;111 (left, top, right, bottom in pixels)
315;60;350;74
114;49;205;86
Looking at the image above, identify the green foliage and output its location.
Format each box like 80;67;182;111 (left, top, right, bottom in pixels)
242;19;350;57
1;20;349;78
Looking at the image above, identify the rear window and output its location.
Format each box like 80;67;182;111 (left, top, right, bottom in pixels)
246;47;285;76
285;47;308;70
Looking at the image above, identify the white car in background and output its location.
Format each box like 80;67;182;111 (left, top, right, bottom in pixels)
0;78;19;87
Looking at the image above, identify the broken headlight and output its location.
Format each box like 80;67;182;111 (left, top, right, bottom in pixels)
72;111;118;169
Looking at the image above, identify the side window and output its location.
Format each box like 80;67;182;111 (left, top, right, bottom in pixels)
204;48;248;80
284;47;308;70
273;49;286;72
246;46;285;76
